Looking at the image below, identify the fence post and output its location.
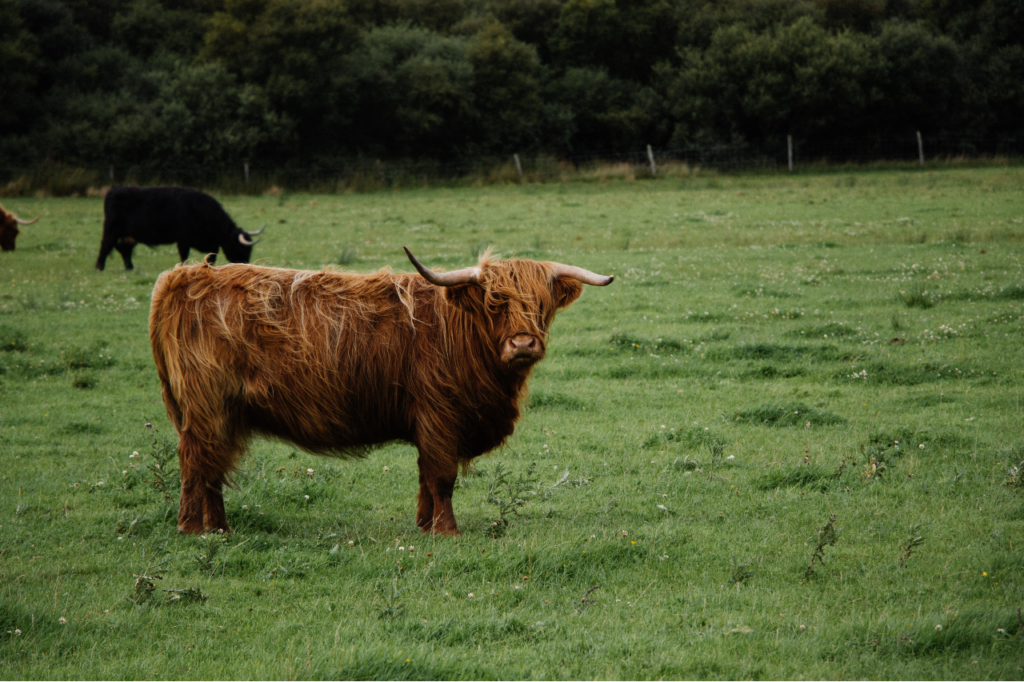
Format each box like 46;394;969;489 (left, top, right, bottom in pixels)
244;162;250;183
513;154;523;178
647;144;657;175
787;135;793;173
916;131;924;167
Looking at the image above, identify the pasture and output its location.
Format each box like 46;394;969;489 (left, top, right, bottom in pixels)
2;167;1023;679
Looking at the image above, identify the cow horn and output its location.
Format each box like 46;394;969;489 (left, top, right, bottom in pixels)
246;224;266;237
238;233;258;246
404;247;481;286
551;263;615;286
15;215;39;225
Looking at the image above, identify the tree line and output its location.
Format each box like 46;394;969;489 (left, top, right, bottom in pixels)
2;0;1022;173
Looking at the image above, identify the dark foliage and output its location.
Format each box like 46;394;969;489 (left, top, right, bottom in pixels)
1;0;1022;172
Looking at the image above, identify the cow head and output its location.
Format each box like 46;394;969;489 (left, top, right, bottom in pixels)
0;204;39;252
221;224;266;263
405;247;613;370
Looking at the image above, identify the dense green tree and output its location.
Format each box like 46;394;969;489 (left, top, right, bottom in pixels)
550;0;679;83
200;0;358;149
343;25;474;158
664;17;884;145
0;0;40;134
466;20;543;153
873;20;961;134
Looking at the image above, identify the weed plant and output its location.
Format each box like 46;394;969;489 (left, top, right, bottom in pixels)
1;167;1023;678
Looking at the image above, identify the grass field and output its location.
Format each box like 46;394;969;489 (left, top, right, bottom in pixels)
2;167;1023;679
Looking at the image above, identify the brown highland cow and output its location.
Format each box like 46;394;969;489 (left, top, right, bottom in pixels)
149;248;613;536
0;204;40;252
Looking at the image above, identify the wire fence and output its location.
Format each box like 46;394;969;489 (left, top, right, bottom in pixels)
2;133;1022;196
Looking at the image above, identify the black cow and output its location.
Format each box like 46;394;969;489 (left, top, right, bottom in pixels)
96;186;265;271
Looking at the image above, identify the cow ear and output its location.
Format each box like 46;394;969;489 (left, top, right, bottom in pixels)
442;283;484;312
552;277;584;309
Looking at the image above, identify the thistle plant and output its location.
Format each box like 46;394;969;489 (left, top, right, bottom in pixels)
485;461;539;535
805;513;840;580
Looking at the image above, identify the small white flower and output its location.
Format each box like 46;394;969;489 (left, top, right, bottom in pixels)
919;444;925;450
398;546;405;551
130;451;139;459
96;481;104;487
14;629;21;635
122;470;127;475
590;534;596;539
657;504;667;511
304;495;309;500
997;628;1005;634
726;455;735;460
514;585;521;590
117;536;123;541
467;593;474;598
662;494;668;498
383;466;389;472
799;625;806;631
242;504;248;510
59;617;67;625
935;624;942;631
306;468;314;475
621;530;628;537
347;540;354;547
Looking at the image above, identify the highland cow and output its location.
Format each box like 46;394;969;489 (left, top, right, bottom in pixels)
97;186;264;271
0;204;39;252
149;248;613;535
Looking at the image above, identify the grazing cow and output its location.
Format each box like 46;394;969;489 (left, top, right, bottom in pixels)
0;204;40;251
150;248;613;535
96;186;264;271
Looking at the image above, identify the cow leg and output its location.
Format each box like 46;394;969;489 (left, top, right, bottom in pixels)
202;477;231;534
115;240;136;270
415;457;434;531
95;234;118;271
416;456;460;536
177;242;191;264
176;430;233;534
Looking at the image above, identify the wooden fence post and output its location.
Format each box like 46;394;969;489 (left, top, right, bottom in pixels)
647;145;657;175
787;135;793;173
916;131;924;167
513;154;523;178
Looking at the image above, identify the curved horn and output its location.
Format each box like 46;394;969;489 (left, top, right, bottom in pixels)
551;263;615;286
15;215;39;225
246;224;266;237
404;247;480;287
238;233;258;247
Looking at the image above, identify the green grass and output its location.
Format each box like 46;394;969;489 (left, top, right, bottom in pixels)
2;167;1023;679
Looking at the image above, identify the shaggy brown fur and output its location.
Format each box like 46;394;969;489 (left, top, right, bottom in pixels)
150;252;606;535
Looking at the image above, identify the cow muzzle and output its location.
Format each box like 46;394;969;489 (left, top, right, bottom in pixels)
502;334;544;366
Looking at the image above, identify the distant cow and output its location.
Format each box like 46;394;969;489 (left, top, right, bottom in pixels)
96;186;264;271
150;248;613;535
0;204;40;251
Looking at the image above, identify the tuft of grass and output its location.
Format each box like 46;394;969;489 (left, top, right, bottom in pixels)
335;247;359;265
898;282;936;308
0;325;27;352
757;466;832;492
732;403;845;427
527;391;586;411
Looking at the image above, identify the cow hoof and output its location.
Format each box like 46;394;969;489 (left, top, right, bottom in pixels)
431;527;461;537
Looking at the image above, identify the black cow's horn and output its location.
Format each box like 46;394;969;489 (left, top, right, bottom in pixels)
551;263;615;286
246;224;266;237
15;215;39;225
404;247;481;286
238;233;258;246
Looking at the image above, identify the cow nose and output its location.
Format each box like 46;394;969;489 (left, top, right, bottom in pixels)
504;334;542;363
509;336;536;352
